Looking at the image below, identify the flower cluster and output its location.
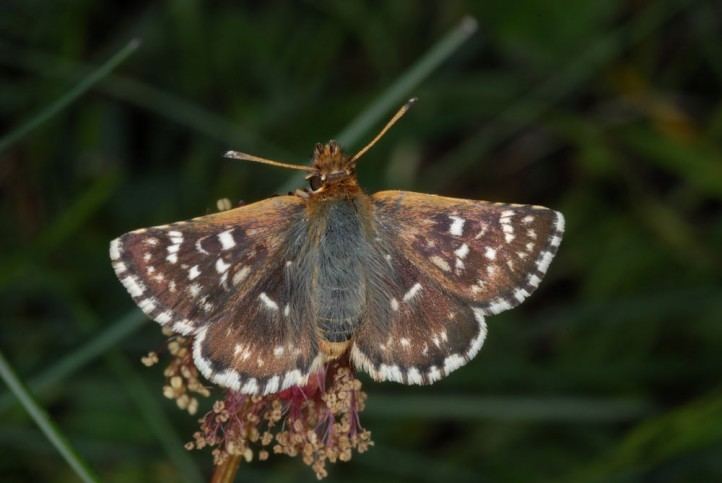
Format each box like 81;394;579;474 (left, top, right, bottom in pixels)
143;327;209;416
147;333;372;479
188;359;372;479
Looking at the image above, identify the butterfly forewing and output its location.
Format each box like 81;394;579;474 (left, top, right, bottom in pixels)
110;196;321;394
349;190;564;384
371;191;564;314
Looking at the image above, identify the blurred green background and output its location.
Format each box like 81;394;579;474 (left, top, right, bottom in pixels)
2;1;722;482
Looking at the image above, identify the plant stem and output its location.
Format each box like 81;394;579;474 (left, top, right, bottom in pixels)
211;455;243;483
0;38;140;155
0;349;100;482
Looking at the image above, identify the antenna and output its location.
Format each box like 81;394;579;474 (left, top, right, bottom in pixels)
348;97;417;165
223;151;315;172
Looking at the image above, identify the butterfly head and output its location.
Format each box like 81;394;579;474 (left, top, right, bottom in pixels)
305;140;357;193
224;98;417;197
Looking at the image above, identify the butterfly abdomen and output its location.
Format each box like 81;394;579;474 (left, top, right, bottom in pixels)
310;197;370;354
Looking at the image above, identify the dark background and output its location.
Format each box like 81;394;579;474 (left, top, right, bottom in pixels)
2;1;722;482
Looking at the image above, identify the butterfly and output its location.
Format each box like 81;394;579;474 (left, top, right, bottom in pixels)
110;98;564;395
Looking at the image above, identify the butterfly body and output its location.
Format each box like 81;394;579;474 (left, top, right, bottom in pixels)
285;143;387;359
111;113;564;395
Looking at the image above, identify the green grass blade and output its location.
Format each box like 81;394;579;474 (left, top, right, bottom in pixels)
0;38;140;155
335;16;478;148
0;310;145;413
103;352;205;483
0;42;291;159
422;0;695;190
0;174;121;288
0;349;100;483
565;392;722;482
275;15;478;194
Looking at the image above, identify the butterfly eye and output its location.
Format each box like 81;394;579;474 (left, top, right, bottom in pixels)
308;174;323;191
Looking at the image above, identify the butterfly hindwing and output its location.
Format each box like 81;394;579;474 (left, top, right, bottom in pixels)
110;196;321;394
350;190;564;384
351;241;487;385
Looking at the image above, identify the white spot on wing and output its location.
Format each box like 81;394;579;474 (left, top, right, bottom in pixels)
218;229;236;250
427;366;442;383
241;378;259;394
443;354;465;374
173;319;194;334
468;308;488;359
448;215;465;236
264;376;280;395
537;251;554;273
406;367;423;385
485;247;497;260
403;283;423;302
430;255;451;272
188;283;201;298
109;239;122;260
138;297;156;315
281;370;303;390
215;258;230;273
155;311;172;324
192;327;213;380
195;238;209;254
487;298;512;314
390;298;399;311
188;265;201;280
454;243;470;259
232;266;251;286
514;288;529;302
555;211;566;232
259;292;278;311
379;364;403;382
122;275;145;298
213;370;241;391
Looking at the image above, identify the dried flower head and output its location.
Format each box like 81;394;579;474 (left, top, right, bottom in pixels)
147;333;372;479
143;328;209;416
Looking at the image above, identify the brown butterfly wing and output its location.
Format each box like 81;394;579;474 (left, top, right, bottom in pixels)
110;196;321;394
371;191;564;313
351;239;487;385
350;190;564;384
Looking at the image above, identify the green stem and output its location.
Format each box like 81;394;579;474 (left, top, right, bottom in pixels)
0;309;145;413
211;455;242;483
0;38;140;154
335;16;478;148
0;349;100;483
275;15;478;194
